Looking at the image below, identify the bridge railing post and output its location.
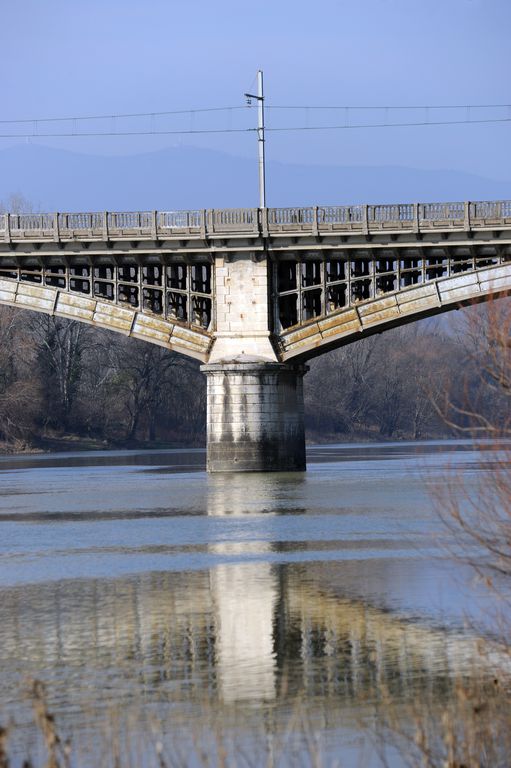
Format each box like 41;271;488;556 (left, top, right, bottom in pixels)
413;203;420;234
464;201;471;232
251;208;259;234
200;210;207;240
312;206;319;237
53;212;60;242
260;207;269;238
103;211;109;241
363;205;370;236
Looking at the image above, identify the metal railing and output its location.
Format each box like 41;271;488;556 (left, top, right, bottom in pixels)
1;200;511;240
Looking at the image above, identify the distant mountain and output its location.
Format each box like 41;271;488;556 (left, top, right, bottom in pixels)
0;143;508;212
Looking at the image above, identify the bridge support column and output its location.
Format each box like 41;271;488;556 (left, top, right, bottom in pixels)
201;359;307;473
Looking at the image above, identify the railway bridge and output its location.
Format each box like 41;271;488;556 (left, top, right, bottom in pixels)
1;199;510;471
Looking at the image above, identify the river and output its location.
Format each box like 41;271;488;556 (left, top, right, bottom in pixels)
0;441;504;766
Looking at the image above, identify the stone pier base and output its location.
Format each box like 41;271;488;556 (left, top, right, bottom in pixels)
201;359;307;473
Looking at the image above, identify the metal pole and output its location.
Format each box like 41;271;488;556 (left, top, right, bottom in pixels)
245;72;267;209
257;70;266;209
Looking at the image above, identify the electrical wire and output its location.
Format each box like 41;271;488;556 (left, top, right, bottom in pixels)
267;103;511;111
0;106;250;125
0;127;255;138
265;117;511;132
1;103;510;126
0;116;509;139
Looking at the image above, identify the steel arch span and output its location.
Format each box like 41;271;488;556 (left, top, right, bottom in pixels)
277;263;511;362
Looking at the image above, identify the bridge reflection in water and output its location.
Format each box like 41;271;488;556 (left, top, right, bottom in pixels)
0;556;503;719
0;572;508;764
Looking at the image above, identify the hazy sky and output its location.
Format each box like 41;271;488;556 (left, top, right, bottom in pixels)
2;0;511;182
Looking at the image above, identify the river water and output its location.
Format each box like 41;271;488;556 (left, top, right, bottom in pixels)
0;441;503;766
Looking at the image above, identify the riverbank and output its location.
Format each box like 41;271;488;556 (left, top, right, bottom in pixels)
0;428;458;456
0;433;204;455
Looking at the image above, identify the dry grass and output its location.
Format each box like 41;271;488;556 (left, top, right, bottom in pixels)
0;683;346;768
375;674;511;768
2;670;510;768
376;300;511;767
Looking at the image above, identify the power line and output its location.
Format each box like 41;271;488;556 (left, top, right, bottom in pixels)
0;127;256;138
267;103;511;111
0;105;249;125
1;103;510;126
265;117;511;132
1;116;509;139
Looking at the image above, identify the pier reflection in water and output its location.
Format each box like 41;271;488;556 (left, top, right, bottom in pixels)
0;442;505;765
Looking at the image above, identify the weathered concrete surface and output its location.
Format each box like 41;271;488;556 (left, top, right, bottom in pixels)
202;358;307;472
209;254;277;362
0;278;212;361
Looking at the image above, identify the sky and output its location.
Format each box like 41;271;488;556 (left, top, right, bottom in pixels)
2;0;510;208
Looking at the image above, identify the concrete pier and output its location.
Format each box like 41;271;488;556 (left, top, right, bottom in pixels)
202;359;307;472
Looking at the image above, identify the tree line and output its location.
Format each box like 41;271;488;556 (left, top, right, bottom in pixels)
0;308;206;449
304;318;477;441
0;303;496;451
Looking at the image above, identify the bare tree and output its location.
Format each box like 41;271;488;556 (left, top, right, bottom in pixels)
0;193;36;214
30;315;96;432
106;338;202;443
433;300;511;596
0;308;41;446
379;299;511;767
305;323;455;440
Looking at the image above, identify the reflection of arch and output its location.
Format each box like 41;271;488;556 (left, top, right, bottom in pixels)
279;263;511;362
0;279;212;362
1;566;507;713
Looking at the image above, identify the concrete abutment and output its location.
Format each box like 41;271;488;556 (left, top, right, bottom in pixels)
201;360;307;473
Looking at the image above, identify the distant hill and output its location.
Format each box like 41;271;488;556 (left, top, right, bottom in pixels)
0;143;509;212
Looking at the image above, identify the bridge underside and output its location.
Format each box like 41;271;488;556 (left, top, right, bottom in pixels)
277;257;511;361
0;258;213;361
1;241;510;363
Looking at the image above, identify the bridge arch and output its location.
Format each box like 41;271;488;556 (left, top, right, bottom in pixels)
0;279;212;362
277;263;511;362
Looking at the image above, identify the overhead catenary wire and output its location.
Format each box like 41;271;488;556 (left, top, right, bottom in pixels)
0;116;510;139
1;102;510;126
0;105;251;125
0;127;256;138
265;117;511;132
266;103;511;111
